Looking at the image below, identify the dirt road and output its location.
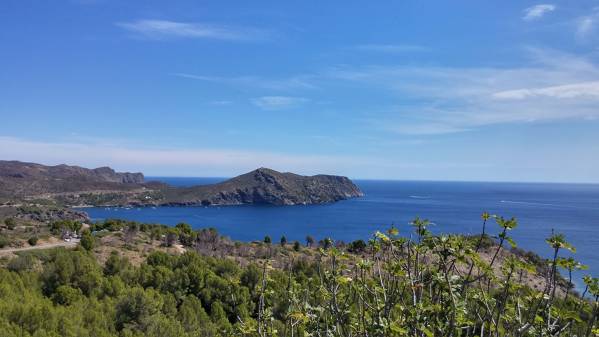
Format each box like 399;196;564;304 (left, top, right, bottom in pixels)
0;239;80;255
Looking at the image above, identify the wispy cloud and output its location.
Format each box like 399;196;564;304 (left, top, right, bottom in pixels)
325;48;599;134
492;81;599;100
387;123;469;136
116;19;268;41
208;100;233;106
577;17;594;37
353;44;428;53
523;4;556;21
173;47;599;135
575;9;599;40
251;96;308;110
171;73;316;90
4;136;502;180
0;136;364;177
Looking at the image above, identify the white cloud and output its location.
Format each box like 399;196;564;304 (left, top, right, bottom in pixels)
173;48;599;135
116;20;267;41
576;16;595;39
2;136;463;179
523;4;556;21
0;136;365;177
251;96;308;110
208;100;233;106
171;73;316;90
324;48;599;134
492;81;599;99
388;123;468;136
353;44;428;53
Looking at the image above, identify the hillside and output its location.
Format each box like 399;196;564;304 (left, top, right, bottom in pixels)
0;161;363;206
0;215;596;337
161;167;364;206
0;160;144;198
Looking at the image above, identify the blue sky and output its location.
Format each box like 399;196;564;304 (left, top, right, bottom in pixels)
1;1;599;182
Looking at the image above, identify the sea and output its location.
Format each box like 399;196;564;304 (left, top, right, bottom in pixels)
85;178;599;289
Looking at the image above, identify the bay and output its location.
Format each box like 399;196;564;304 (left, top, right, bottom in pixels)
86;178;599;288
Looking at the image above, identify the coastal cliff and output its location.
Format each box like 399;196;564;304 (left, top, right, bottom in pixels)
0;161;363;206
162;167;364;206
0;160;144;198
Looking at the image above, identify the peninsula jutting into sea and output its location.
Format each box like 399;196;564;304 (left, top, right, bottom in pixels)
1;158;598;336
1;1;598;336
0;160;363;207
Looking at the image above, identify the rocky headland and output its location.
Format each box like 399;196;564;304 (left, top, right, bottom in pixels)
0;161;363;207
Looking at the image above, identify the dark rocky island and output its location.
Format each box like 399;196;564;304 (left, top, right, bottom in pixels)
161;167;364;206
0;161;363;206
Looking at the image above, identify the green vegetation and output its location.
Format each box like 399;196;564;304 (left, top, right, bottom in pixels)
4;217;16;230
50;220;83;236
80;230;95;251
0;214;597;336
0;235;9;248
305;235;315;248
27;236;38;246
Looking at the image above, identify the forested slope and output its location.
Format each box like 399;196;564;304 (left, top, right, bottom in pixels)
0;214;597;336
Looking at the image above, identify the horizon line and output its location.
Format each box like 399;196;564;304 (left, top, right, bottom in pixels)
146;175;599;186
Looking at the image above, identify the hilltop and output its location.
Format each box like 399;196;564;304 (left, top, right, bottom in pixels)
0;160;144;198
161;167;364;206
0;161;363;206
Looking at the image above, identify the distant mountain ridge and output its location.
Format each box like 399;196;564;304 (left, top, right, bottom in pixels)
0;161;363;206
0;160;144;197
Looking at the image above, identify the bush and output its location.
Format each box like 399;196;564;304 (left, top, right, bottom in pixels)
0;235;9;248
80;230;94;251
50;220;82;235
52;285;83;305
164;229;178;247
306;235;315;248
7;254;37;272
347;239;367;253
0;212;593;337
4;217;16;230
28;236;39;246
293;241;301;252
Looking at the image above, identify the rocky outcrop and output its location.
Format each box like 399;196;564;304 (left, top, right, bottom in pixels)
91;167;144;184
0;161;363;206
163;168;364;206
0;160;144;198
15;206;90;223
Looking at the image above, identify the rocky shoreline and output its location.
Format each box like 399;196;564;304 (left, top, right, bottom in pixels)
1;161;364;207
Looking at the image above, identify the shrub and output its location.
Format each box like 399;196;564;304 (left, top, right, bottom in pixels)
347;239;367;253
4;217;16;230
52;285;83;305
80;230;94;251
28;236;38;246
7;254;37;272
305;235;315;248
164;229;178;247
0;235;9;248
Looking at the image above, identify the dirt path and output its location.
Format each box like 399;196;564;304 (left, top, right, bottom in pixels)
0;239;80;256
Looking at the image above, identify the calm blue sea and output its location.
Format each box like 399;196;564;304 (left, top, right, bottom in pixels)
85;178;599;287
